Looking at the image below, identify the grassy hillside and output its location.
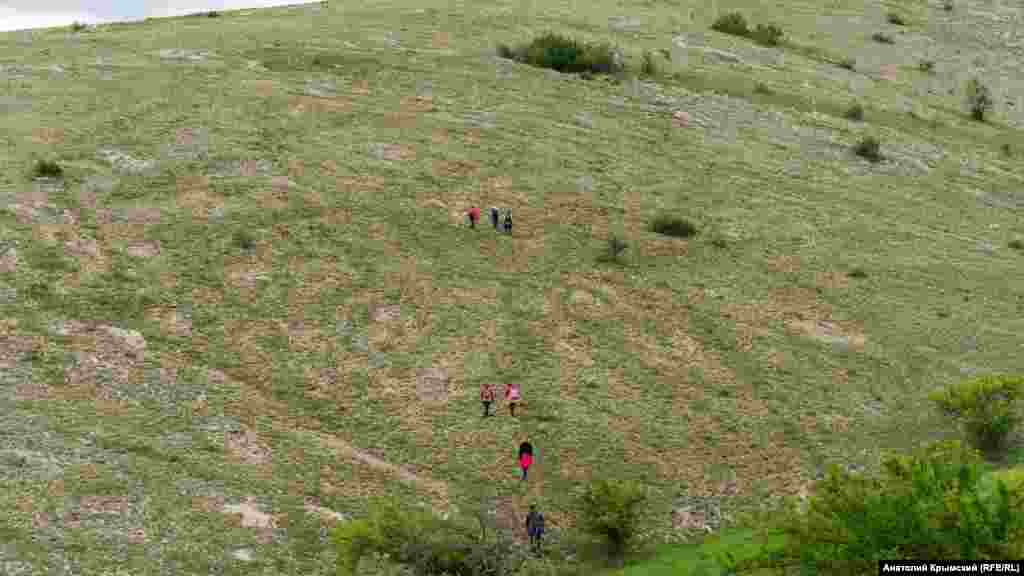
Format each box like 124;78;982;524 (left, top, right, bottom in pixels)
1;0;1023;572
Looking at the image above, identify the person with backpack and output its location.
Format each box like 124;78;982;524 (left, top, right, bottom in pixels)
503;209;512;234
518;441;533;481
467;206;480;229
526;504;545;554
504;383;520;416
480;383;496;417
489;207;500;230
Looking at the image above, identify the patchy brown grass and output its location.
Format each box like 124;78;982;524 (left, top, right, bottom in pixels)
30;127;65;145
225;426;273;466
175;174;221;219
249;79;279;97
431;31;449;49
432;158;479;179
287;94;352;116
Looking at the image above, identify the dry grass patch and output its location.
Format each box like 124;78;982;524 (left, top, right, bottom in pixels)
175;174;220;218
815;270;850;291
224;426;273;466
351;79;370;95
432;158;479;179
464;129;480;146
431;129;448;145
334;174;386;201
399;95;434;114
287;94;352;115
248;79;279;97
30;127;65;145
431;31;449;49
765;254;801;275
145;306;192;338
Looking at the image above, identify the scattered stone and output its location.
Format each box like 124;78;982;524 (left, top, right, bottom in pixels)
303;79;337;98
157;48;215;62
351;333;368;353
103;325;147;359
574;112;594;129
231;548;254;562
97;149;157;176
0;246;18;274
609;15;643;32
576;175;593;194
335;319;353;337
976;241;995;255
700;47;744;65
223;497;276;529
464;110;496;129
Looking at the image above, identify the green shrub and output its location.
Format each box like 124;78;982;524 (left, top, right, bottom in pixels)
919;59;935;73
943;0;954;11
577;479;648;566
967;77;993;122
711;12;749;37
853;136;882;162
515;32;621;76
1009;239;1024;251
929;375;1024;455
848;267;868;278
641;50;658;77
597;236;629;264
838;57;856;70
768;441;1024;573
751;23;784;46
207;10;220;17
651;215;698;238
845;102;865;121
232;229;257;251
1001;143;1013;157
497;42;519;60
886;12;907;25
871;32;894;44
33;159;63;178
70;21;88;32
753;82;774;95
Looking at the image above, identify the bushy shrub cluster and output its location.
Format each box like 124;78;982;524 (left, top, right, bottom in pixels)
497;33;623;76
766;441;1024;573
853;136;882;162
32;159;63;178
711;13;784;46
929;374;1024;455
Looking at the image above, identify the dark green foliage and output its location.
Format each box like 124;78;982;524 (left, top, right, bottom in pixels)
919;59;935;73
711;12;749;37
207;10;220;17
847;267;868;279
641;50;658;77
845;102;865;121
496;43;517;60
768;441;1024;574
1001;143;1013;157
751;23;784;47
577;479;648;566
943;0;954;10
33;159;63;178
1009;239;1023;251
522;33;621;75
651;215;698;238
70;21;88;32
838;57;856;70
929;375;1024;456
597;236;629;264
967;77;993;122
332;497;527;576
886;12;907;25
753;82;774;95
871;32;895;44
853;136;882;162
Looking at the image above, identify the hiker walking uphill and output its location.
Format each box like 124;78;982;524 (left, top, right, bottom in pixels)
503;209;512;234
480;383;496;417
489;207;500;230
504;383;520;416
526;504;545;554
518;441;534;481
467;206;480;229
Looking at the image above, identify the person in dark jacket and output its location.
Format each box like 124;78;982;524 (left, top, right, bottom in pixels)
526;504;545;554
480;383;496;417
503;210;512;234
489;207;500;230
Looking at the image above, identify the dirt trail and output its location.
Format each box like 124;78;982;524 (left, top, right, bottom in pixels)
313;432;450;506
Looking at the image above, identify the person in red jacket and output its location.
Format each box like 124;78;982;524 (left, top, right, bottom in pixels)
504;383;520;416
519;441;534;481
466;206;480;229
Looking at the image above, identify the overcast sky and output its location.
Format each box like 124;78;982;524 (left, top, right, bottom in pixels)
0;0;317;32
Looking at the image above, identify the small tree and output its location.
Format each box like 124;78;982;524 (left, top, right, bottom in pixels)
966;77;993;122
929;374;1024;456
711;12;749;37
577;479;648;567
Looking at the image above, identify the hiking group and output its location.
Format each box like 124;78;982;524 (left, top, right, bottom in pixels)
468;206;512;234
480;383;520;417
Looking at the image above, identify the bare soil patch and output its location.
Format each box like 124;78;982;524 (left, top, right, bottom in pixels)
416;367;449;403
30;127;64;145
224;426;272;466
287;94;352;115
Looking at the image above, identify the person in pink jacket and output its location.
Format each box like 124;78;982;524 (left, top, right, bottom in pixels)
504;383;520;416
519;441;534;481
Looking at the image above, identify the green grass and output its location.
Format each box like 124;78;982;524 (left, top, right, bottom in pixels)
614;529;786;576
1;0;1023;573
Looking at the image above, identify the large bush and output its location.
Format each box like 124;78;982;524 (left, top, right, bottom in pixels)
333;498;526;576
929;374;1024;456
576;479;648;566
966;77;993;122
499;33;622;76
711;12;749;37
768;441;1024;574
